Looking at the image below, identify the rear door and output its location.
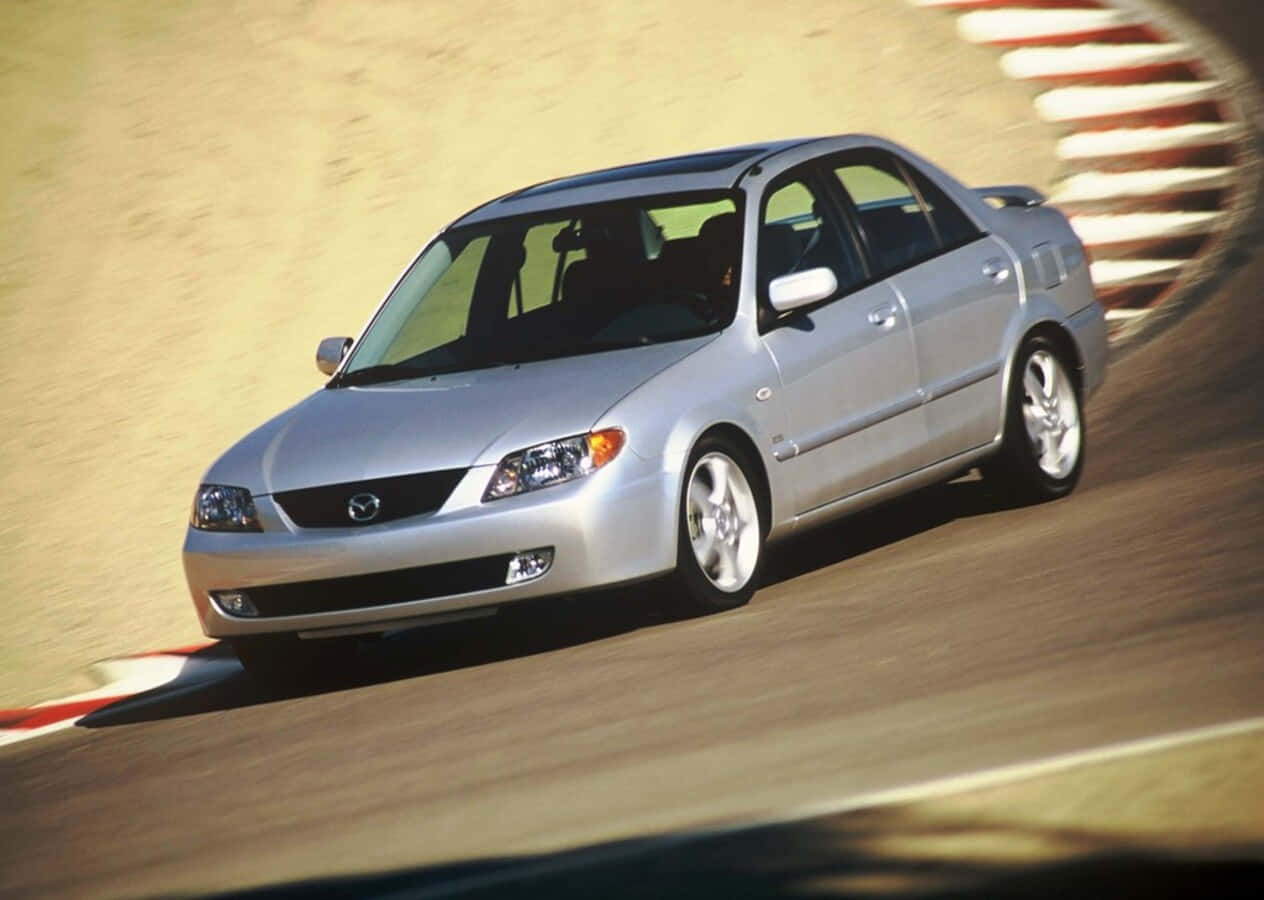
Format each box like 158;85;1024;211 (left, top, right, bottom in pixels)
757;170;925;514
830;151;1020;464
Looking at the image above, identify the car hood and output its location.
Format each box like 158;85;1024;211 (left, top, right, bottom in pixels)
205;337;713;494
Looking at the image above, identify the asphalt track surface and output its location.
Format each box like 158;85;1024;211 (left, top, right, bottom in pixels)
3;4;1262;897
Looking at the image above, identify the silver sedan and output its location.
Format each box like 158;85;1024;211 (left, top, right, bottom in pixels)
183;134;1107;682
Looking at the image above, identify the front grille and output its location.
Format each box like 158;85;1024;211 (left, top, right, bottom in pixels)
272;469;466;528
243;554;514;618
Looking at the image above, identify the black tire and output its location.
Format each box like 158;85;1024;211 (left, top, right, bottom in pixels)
986;334;1086;503
671;436;767;614
231;633;359;689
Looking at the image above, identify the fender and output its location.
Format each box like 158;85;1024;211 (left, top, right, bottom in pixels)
594;327;797;538
994;291;1081;443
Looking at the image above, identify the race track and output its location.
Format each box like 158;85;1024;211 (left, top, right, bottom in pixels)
2;2;1261;897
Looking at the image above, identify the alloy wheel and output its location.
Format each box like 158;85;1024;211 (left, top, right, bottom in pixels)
685;452;761;592
1021;349;1082;480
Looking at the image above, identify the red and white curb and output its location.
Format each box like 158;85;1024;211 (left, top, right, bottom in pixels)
910;0;1258;343
0;644;239;748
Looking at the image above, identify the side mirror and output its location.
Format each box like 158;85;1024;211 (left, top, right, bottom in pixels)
316;337;352;376
768;267;838;313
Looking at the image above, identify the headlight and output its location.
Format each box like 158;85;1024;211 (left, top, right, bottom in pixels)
484;429;625;501
191;484;262;532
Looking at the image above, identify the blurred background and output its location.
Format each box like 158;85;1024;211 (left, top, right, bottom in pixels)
0;0;1062;706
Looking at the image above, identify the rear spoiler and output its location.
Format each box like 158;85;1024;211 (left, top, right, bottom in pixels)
974;185;1046;208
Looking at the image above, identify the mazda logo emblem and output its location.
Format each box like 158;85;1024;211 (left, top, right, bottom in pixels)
347;492;381;523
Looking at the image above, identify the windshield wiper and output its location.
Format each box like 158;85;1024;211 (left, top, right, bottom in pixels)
329;363;428;388
330;358;509;388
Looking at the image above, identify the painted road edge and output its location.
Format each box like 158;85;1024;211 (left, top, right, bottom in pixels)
0;645;235;748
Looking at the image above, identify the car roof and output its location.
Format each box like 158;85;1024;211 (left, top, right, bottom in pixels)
450;136;832;227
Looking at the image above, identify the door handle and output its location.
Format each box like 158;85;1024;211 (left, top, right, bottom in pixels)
867;304;898;328
983;257;1011;284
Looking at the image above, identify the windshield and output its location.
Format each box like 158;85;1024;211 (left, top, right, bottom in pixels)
334;191;743;385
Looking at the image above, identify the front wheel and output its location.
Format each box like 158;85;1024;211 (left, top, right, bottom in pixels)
671;438;766;614
986;335;1085;503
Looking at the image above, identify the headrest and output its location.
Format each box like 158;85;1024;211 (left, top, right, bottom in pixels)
699;212;739;245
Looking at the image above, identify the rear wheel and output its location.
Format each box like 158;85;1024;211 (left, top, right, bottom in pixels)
231;634;359;689
671;437;766;614
987;335;1085;502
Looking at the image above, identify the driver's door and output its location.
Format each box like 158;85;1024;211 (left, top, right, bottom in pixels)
757;172;925;514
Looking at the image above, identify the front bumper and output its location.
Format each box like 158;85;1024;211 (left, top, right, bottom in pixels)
182;452;678;639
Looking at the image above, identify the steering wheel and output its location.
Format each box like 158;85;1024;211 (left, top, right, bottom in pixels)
652;287;715;321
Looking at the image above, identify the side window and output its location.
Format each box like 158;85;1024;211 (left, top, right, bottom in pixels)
759;177;864;303
908;168;981;250
834;157;938;276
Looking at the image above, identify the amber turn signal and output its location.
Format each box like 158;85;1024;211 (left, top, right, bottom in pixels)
588;428;626;469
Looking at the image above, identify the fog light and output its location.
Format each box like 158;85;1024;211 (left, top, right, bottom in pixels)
506;548;554;585
212;590;259;617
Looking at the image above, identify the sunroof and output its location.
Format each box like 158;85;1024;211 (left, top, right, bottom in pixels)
509;147;766;200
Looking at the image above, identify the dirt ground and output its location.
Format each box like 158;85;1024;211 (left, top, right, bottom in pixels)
0;0;1061;708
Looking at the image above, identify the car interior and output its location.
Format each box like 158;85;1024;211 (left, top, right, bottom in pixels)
469;206;744;355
